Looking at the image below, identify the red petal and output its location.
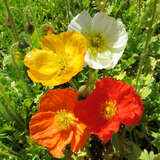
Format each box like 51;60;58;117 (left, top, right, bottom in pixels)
116;81;144;126
92;118;120;142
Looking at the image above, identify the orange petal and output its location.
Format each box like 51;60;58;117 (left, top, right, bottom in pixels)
71;121;90;152
29;112;60;149
38;88;79;113
50;130;74;158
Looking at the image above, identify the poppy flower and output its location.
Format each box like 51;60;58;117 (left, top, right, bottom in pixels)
29;88;90;158
75;77;144;142
24;31;87;86
68;11;128;69
46;26;52;34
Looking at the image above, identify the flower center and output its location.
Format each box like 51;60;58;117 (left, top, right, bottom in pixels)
102;101;117;120
57;58;70;75
86;32;108;55
54;109;75;130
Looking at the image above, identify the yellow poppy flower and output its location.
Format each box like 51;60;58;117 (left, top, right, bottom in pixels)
24;31;87;86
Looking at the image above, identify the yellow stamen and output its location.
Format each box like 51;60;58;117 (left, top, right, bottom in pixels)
102;101;117;120
54;109;75;130
86;32;108;55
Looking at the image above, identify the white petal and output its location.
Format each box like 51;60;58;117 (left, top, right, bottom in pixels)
91;12;113;33
91;13;127;49
68;10;91;34
85;51;113;69
104;20;128;49
110;48;124;68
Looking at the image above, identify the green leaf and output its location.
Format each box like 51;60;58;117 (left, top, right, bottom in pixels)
139;149;156;160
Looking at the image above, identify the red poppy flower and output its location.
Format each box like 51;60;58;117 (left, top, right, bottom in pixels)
75;77;144;142
29;88;90;158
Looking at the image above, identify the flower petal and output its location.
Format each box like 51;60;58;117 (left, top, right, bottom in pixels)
40;34;65;53
50;130;74;158
91;12;127;49
95;118;120;142
29;112;60;149
71;121;90;152
68;10;91;34
39;88;79;113
24;49;58;75
116;81;144;126
85;50;113;69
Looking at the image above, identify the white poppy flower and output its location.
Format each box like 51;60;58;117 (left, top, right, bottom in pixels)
68;11;128;69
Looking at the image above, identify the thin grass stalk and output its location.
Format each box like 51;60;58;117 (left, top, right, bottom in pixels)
135;0;158;92
0;141;17;155
0;150;18;159
138;0;142;21
3;0;19;42
65;0;72;23
10;43;31;97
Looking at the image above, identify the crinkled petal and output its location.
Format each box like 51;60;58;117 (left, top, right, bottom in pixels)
91;12;113;33
68;10;91;34
24;49;58;75
29;112;60;148
24;31;87;86
116;81;144;126
50;130;74;158
39;88;79;113
40;34;65;53
71;121;90;152
94;118;120;142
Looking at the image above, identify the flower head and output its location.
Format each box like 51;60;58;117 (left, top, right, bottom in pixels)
29;88;90;158
24;31;87;86
75;78;144;142
68;11;128;69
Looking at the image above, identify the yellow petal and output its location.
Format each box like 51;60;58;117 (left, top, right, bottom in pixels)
24;49;58;75
40;34;65;54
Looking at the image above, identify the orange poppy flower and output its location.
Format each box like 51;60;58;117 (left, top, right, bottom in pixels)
29;88;90;158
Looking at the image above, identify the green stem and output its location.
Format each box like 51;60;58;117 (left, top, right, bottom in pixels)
3;0;19;42
135;0;158;92
26;6;40;41
79;69;98;98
